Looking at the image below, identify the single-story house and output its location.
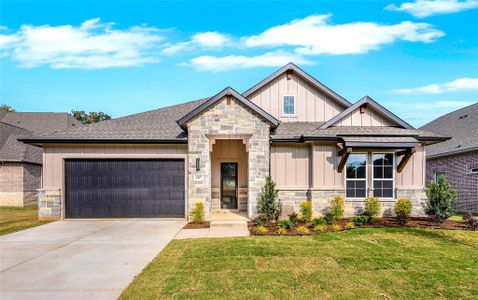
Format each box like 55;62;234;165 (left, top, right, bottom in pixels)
1;111;80;206
420;103;478;213
21;63;448;220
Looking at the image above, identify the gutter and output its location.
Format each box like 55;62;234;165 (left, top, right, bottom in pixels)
18;138;188;146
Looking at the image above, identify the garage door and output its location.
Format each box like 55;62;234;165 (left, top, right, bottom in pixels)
65;159;185;218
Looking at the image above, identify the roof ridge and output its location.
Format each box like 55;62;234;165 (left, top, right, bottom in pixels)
420;101;478;128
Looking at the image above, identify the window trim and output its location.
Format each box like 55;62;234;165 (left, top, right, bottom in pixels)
372;152;395;200
434;171;446;182
469;167;478;174
282;94;296;116
344;152;368;200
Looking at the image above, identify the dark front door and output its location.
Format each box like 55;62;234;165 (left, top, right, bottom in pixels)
221;162;238;209
65;159;185;218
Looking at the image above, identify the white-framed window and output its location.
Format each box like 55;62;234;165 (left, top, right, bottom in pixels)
469;167;478;174
372;153;394;198
282;95;295;116
345;153;367;198
434;171;446;182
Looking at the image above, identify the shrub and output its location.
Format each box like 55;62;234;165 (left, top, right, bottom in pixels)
311;217;327;226
394;198;412;225
257;225;268;233
463;213;478;231
277;227;287;235
278;219;295;229
330;224;341;232
425;176;456;223
288;212;299;223
345;222;355;229
352;215;369;227
257;176;281;222
296;225;310;234
364;197;381;220
314;224;327;232
190;202;205;223
329;196;345;220
255;213;268;226
300;201;313;223
324;212;335;225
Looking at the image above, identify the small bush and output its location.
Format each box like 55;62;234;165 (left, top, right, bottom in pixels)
311;217;327;226
345;222;355;229
277;227;287;235
256;225;268;233
278;219;295;229
364;197;381;220
288;212;299;223
190;202;205;223
329;196;345;220
324;212;335;225
425;176;456;223
352;215;369;227
330;224;342;232
257;176;281;222
314;224;327;232
463;213;478;231
255;213;268;226
394;198;412;225
300;201;313;223
296;225;310;234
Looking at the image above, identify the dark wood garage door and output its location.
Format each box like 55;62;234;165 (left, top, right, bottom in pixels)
65;159;185;218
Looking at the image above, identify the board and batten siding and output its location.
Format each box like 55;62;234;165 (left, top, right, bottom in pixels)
271;144;310;188
395;144;426;188
335;107;395;127
211;140;248;188
42;144;187;189
247;72;346;122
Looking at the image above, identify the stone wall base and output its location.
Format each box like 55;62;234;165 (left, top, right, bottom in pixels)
0;191;38;207
38;189;61;220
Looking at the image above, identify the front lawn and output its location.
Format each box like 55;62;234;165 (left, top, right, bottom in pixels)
120;228;478;300
0;206;52;236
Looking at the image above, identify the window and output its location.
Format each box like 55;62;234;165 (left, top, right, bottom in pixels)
345;153;367;198
470;167;478;174
435;172;446;182
283;95;295;115
373;153;394;198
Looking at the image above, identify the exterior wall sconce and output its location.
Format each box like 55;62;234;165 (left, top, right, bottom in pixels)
196;158;200;171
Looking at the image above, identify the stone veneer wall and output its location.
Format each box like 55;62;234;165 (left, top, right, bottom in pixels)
187;96;270;219
38;188;61;220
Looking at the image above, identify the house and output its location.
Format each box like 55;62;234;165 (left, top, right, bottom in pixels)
0;112;80;206
420;103;478;213
20;63;447;220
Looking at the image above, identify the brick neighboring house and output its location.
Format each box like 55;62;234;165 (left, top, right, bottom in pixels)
420;103;478;213
0;111;80;206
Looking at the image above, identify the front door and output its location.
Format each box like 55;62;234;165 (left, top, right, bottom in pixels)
220;162;238;209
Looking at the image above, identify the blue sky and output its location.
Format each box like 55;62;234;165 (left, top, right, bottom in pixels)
1;0;477;127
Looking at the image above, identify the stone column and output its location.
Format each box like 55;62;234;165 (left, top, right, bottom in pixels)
38;188;61;220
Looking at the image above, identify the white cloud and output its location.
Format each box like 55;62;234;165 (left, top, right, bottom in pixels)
162;31;230;55
243;14;444;55
393;77;478;94
386;0;478;18
0;18;163;69
185;50;313;72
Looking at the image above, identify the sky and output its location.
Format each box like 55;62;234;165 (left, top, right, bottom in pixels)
1;0;477;127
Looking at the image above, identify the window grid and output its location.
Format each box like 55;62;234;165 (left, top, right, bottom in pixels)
345;153;367;199
282;95;295;116
372;153;394;199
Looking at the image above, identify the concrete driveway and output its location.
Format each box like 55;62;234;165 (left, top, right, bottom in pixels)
0;220;185;300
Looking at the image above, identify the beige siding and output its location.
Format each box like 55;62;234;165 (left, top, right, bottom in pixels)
211;140;248;188
396;144;426;188
247;72;345;122
42;144;187;189
336;107;395;127
271;144;310;188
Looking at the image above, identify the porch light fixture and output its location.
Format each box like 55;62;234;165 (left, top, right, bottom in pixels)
196;158;200;171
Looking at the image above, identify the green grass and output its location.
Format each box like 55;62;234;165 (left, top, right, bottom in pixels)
0;206;52;236
120;228;478;300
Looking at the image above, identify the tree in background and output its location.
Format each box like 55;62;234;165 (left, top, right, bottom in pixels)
0;104;16;112
71;110;111;124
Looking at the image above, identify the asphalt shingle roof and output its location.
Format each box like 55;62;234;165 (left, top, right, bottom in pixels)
420;103;478;157
0;122;42;164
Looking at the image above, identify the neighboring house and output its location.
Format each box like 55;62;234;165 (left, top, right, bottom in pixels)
420;103;478;213
20;63;447;220
0;111;80;206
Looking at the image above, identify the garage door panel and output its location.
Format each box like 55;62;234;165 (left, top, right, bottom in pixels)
65;159;185;218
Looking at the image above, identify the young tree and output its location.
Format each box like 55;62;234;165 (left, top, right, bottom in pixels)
71;110;111;124
425;176;456;223
0;104;15;112
257;176;280;222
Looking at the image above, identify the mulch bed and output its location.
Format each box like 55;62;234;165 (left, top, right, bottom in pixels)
183;221;210;229
249;217;471;236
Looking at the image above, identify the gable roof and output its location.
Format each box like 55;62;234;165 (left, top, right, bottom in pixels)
1;112;80;133
0;122;42;164
420;102;478;158
319;96;414;129
242;62;352;108
177;86;280;129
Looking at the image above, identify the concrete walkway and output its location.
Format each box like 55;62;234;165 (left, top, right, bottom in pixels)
175;211;250;239
0;220;185;300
